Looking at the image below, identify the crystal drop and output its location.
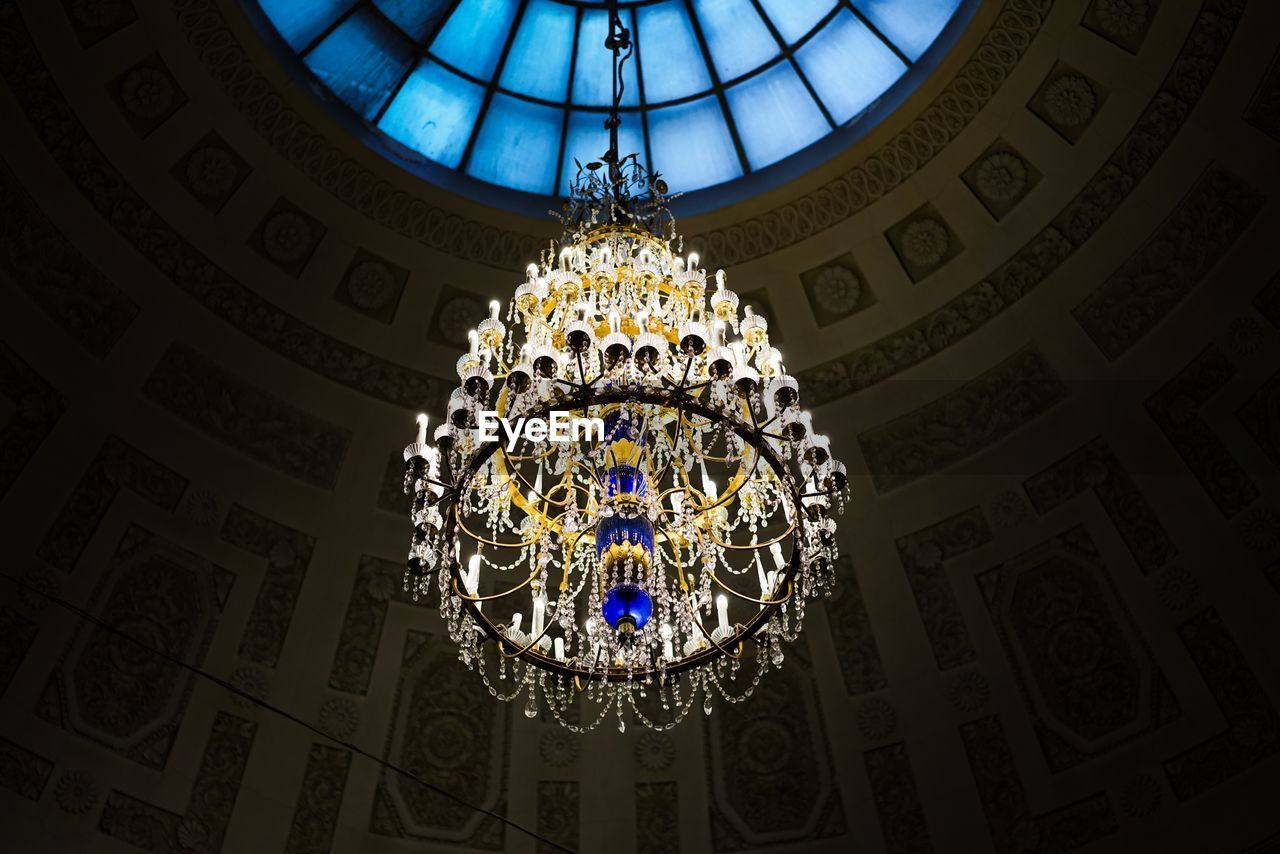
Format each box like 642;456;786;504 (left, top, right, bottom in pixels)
524;690;538;719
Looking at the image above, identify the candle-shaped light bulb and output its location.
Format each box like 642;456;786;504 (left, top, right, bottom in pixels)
510;612;523;633
466;554;481;593
713;320;726;347
660;623;674;659
766;570;778;594
553;637;565;660
532;598;546;636
468;329;479;356
755;551;769;595
688;252;699;271
689;593;705;641
489;300;500;321
414;413;429;445
703;477;718;503
716;594;729;630
670;492;684;515
559;248;570;269
526;263;538;281
715;269;726;291
769;542;786;569
730;342;746;366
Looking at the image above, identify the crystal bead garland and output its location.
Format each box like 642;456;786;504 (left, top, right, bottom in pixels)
396;1;847;732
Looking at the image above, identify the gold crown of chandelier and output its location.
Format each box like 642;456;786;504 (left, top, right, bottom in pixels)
399;2;847;732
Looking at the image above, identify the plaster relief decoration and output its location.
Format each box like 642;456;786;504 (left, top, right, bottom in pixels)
1237;369;1280;473
962;140;1042;220
335;250;408;323
36;525;233;769
0;737;53;801
795;0;1247;407
1146;346;1259;517
636;782;680;854
961;715;1118;853
0;163;139;356
1244;45;1280;142
1082;0;1159;53
822;555;888;696
863;743;935;854
429;286;490;348
896;507;992;671
249;198;326;277
977;526;1181;772
859;347;1068;493
328;555;433;695
1029;63;1107;144
705;642;846;850
284;744;353;854
100;712;257;851
536;781;579;854
1022;437;1177;574
1164;609;1280;800
800;255;875;327
36;436;187;573
0;341;66;500
144;343;352;490
0;606;38;698
0;7;456;413
60;0;137;47
1074;167;1263;360
885;205;964;284
53;768;102;816
110;54;186;137
172;131;251;214
369;631;510;849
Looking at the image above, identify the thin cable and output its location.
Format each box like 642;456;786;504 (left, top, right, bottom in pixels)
0;571;575;854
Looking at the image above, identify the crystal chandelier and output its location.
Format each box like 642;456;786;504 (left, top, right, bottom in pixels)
400;3;847;732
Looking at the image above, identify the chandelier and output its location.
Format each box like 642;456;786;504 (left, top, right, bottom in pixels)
399;4;846;732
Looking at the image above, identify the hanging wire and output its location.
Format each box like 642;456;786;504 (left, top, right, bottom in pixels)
0;570;575;854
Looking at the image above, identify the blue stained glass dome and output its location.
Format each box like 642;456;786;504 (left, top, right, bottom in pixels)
248;0;973;208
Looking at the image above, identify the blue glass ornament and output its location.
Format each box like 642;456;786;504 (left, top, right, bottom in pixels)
602;582;653;630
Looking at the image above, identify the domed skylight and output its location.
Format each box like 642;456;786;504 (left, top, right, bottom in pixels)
251;0;968;200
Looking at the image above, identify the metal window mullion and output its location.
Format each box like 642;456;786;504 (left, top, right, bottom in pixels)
628;6;654;172
298;0;365;58
554;7;585;196
680;0;750;175
458;0;530;173
838;0;913;66
746;0;835;129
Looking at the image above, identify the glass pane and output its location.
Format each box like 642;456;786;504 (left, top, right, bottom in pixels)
850;0;963;61
637;1;712;104
304;9;414;120
796;10;906;124
430;0;520;80
691;0;778;83
648;96;741;193
500;0;576;101
257;0;356;51
756;0;835;45
373;0;449;43
378;61;485;168
726;62;827;170
559;110;646;196
467;95;563;194
572;9;641;107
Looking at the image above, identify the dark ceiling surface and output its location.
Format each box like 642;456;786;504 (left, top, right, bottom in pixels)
1;0;1280;851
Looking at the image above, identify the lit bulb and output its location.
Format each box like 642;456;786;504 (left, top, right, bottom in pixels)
489;300;500;321
468;329;479;356
526;263;538;280
554;637;565;660
688;252;699;270
716;594;729;630
414;413;429;445
703;478;718;503
769;542;786;569
511;612;523;633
